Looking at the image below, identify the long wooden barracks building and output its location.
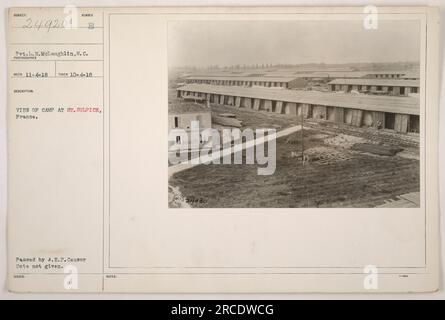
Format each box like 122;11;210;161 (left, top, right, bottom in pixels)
328;79;420;96
176;84;420;133
185;76;307;89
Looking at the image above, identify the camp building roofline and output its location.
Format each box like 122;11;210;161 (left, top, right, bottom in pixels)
176;84;419;115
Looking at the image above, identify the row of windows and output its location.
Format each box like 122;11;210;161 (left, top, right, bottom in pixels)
374;74;402;78
332;84;418;94
189;80;287;87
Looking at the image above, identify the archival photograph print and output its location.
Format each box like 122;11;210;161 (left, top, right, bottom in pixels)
167;19;421;208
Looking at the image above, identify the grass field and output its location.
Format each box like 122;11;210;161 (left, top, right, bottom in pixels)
169;126;420;208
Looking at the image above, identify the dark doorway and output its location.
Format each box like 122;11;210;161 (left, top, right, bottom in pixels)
327;106;335;121
272;101;277;112
409;115;420;133
400;87;405;95
385;113;395;130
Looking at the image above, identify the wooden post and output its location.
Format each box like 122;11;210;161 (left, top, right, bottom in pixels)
285;102;297;115
235;96;241;108
405;87;411;95
394;114;409;133
302;104;312;119
351;110;363;127
334;107;344;123
253;98;261;110
275;101;283;114
243;98;252;109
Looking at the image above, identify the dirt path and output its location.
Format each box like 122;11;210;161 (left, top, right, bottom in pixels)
377;192;420;207
168;124;304;178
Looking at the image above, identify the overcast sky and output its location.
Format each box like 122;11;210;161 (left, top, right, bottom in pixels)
168;20;420;67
